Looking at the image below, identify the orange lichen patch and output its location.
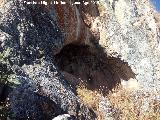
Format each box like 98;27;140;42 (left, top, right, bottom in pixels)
54;0;79;45
35;0;99;48
53;0;99;46
77;0;100;44
64;3;78;44
54;0;65;29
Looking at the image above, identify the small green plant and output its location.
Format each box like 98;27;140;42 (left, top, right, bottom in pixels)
0;49;20;119
0;47;20;86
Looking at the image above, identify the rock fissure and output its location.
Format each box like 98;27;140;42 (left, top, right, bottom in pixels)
55;44;136;95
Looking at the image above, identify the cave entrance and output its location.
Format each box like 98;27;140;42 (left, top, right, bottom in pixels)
54;44;136;95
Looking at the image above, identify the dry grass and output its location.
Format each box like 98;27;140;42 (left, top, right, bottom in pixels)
108;86;160;120
77;86;104;120
77;85;160;120
77;86;99;111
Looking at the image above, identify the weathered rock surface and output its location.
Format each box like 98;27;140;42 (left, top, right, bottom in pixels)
0;0;96;119
98;0;160;92
0;0;160;119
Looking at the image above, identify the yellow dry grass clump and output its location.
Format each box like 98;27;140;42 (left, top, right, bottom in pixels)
77;86;104;120
108;86;160;120
77;86;99;111
77;85;160;120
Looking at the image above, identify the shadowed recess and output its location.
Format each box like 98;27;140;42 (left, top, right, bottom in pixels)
55;44;136;95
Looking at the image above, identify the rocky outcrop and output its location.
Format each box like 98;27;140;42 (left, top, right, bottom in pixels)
0;0;160;119
98;0;160;92
0;0;96;119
